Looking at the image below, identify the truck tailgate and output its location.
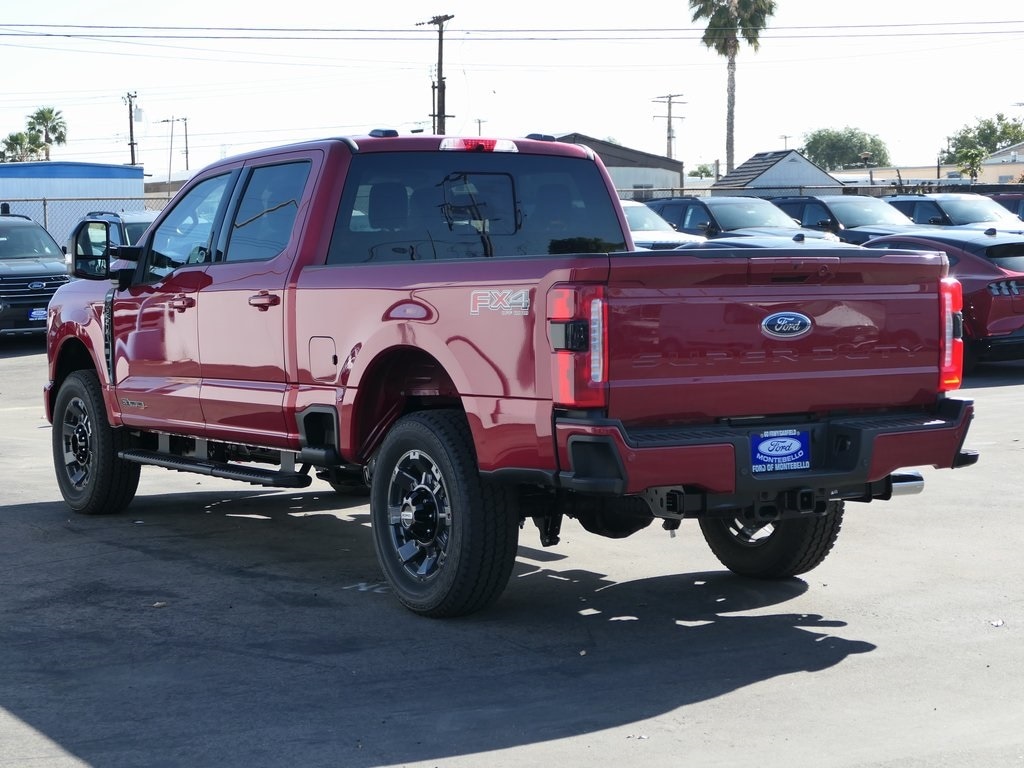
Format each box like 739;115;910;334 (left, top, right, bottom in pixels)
604;249;950;425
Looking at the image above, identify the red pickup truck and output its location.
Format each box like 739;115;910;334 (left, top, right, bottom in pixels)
46;132;978;617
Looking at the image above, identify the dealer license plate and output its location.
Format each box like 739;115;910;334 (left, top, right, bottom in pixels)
29;308;47;321
751;429;811;474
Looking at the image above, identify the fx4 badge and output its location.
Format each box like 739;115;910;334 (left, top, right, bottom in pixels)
470;289;530;316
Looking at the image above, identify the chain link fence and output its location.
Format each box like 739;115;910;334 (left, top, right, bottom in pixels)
0;196;172;248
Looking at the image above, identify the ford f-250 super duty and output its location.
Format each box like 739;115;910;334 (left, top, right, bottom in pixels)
45;132;978;617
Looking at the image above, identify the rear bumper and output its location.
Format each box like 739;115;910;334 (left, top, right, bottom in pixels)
550;397;977;499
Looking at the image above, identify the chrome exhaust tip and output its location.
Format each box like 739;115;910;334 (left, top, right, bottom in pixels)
890;471;924;496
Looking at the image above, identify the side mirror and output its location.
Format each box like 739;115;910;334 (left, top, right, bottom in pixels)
70;221;113;280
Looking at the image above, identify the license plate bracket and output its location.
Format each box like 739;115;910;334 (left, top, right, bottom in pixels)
751;429;810;474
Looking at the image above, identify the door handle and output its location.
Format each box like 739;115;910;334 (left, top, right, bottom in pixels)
169;295;196;313
248;292;281;311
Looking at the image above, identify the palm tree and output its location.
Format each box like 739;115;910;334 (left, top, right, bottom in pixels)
689;0;777;173
26;106;67;161
1;132;42;162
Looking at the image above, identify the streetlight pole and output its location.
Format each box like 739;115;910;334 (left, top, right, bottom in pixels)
180;117;189;171
159;117;189;183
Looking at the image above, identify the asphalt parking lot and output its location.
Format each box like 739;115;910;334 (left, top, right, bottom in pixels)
1;336;1022;768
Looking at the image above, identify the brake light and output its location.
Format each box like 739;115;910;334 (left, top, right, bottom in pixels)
547;285;607;408
939;277;963;392
439;137;518;153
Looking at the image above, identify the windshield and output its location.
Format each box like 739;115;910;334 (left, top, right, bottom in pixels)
830;198;913;227
623;204;675;232
125;221;154;244
0;224;62;259
708;199;801;230
943;197;1023;225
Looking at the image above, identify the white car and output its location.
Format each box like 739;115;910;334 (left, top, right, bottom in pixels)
621;199;706;249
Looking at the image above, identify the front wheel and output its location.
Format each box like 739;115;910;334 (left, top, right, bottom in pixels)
52;370;140;515
370;410;519;617
698;502;844;578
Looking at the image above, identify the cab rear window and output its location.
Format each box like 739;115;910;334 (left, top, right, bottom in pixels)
326;152;626;263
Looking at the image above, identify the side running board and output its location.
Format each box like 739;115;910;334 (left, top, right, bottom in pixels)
118;449;312;488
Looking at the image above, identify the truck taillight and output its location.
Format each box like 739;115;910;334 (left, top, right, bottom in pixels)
940;277;964;392
547;285;607;408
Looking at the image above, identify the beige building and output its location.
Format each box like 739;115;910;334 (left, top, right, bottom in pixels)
861;141;1024;186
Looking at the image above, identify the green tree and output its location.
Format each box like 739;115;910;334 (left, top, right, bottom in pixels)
800;127;891;172
943;113;1024;162
26;106;67;161
690;0;777;173
688;163;715;178
1;132;43;162
957;146;987;182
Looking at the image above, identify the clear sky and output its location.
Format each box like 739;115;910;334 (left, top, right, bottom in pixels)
1;1;1021;181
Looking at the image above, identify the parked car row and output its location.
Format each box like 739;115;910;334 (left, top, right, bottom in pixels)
636;190;1024;374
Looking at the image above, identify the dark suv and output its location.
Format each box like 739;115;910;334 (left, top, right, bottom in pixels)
773;194;919;244
645;195;839;241
0;214;70;336
883;193;1024;231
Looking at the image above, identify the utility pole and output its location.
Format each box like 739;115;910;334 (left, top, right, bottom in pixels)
475;118;486;136
123;91;138;165
418;14;454;134
653;94;686;159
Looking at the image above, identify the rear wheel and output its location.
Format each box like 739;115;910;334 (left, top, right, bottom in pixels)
52;370;140;515
698;502;844;578
370;409;519;617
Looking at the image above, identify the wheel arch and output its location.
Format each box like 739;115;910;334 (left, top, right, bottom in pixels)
343;345;463;464
47;336;100;422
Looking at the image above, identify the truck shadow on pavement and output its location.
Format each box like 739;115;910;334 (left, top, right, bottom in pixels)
1;487;875;768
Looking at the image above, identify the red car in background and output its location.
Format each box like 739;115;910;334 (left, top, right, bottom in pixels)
865;228;1024;372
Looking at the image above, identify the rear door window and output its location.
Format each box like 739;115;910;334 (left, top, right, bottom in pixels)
223;161;311;262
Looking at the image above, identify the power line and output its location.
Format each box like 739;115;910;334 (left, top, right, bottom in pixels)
0;21;1022;41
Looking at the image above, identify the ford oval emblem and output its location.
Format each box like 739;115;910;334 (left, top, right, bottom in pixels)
28;281;46;290
756;437;803;457
761;311;812;340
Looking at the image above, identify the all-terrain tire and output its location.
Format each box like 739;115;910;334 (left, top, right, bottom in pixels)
370;409;519;617
52;370;140;515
